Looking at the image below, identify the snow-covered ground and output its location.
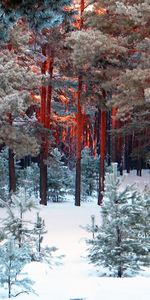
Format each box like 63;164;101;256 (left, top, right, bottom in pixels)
0;170;150;299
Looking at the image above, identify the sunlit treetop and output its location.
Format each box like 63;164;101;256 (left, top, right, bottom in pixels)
0;0;73;41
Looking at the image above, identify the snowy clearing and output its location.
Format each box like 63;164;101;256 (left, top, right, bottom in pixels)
0;170;150;300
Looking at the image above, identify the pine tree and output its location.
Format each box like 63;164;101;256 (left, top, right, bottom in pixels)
47;148;74;202
31;212;58;266
87;163;150;277
0;147;9;199
2;187;38;247
0;237;33;298
81;148;99;198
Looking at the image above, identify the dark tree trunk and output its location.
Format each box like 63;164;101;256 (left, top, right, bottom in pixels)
8;149;16;193
107;111;111;166
39;147;47;205
75;0;85;206
137;157;142;176
98;109;107;205
75;157;81;206
75;75;83;206
117;266;123;278
125;135;131;173
117;226;123;278
111;107;117;162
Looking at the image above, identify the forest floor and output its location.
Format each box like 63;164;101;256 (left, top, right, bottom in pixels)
0;169;150;300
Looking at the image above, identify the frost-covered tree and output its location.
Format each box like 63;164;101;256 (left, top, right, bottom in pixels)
2;188;38;247
81;148;99;198
0;147;9;199
87;163;150;277
47;148;74;202
0;49;40;158
16;162;40;197
31;212;58;266
0;237;33;298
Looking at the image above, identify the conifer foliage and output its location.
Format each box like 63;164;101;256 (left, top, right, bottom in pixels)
87;163;150;277
0;237;32;298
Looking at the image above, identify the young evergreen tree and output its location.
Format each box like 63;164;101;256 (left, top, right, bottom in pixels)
2;188;38;247
47;148;74;202
0;237;33;298
81;148;99;199
31;212;58;267
87;163;150;277
0;147;9;199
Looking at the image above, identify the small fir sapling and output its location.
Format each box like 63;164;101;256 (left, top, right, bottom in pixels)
31;212;58;266
85;214;99;239
47;148;73;202
0;237;33;298
81;148;99;199
2;187;38;247
87;163;150;277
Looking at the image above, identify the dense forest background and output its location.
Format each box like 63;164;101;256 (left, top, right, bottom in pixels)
0;0;150;206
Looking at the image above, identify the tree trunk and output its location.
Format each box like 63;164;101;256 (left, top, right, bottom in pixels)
39;147;47;205
40;46;47;125
39;48;54;205
117;226;123;278
117;265;123;278
111;107;117;162
75;157;81;206
8;149;16;193
98;109;107;205
46;57;53;129
75;75;83;206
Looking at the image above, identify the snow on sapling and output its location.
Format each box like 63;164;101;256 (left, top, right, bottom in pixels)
82;214;99;239
2;187;38;247
87;163;150;277
0;237;33;298
81;148;99;200
31;212;59;266
47;148;73;202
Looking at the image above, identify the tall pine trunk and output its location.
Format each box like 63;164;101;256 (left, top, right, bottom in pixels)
75;0;85;206
8;149;16;193
40;50;54;205
40;45;47;205
111;107;117;162
8;113;16;194
98;109;107;205
75;75;82;206
40;145;48;205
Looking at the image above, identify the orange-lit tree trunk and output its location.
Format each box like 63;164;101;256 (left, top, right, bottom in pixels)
40;45;48;205
7;44;16;194
111;107;123;174
46;57;53;128
111;107;117;162
40;51;54;205
75;0;85;206
75;75;83;206
98;109;107;205
40;56;54;205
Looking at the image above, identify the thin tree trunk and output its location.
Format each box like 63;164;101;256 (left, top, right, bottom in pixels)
111;107;117;162
39;47;53;205
8;149;16;193
98;109;107;205
46;57;53;129
75;0;85;206
107;111;111;166
8;258;11;298
117;226;123;278
40;46;47;125
40;147;47;205
75;75;82;206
